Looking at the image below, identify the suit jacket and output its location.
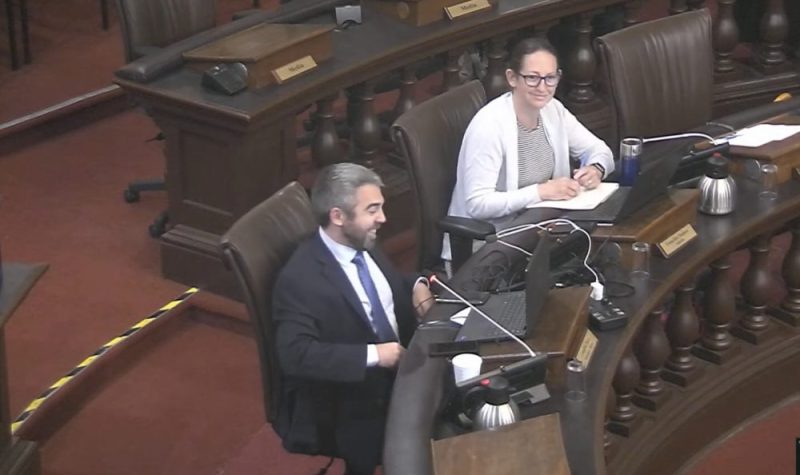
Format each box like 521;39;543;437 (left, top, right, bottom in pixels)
271;232;418;464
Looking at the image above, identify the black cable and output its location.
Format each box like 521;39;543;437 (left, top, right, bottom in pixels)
314;457;335;475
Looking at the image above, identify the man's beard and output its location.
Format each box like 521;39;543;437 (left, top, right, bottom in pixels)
342;222;378;250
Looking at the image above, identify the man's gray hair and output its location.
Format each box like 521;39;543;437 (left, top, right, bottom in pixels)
311;163;384;226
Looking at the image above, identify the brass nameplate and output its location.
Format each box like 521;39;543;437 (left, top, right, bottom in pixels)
271;55;317;84
656;224;697;258
575;330;598;367
445;0;491;19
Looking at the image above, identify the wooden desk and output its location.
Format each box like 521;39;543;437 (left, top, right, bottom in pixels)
113;0;630;298
113;0;800;298
384;177;800;475
591;189;700;267
729;111;800;184
0;262;46;475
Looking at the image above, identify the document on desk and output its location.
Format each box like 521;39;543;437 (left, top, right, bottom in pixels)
726;124;800;148
527;182;619;210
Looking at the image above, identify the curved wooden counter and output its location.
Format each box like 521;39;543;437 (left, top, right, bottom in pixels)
384;174;800;475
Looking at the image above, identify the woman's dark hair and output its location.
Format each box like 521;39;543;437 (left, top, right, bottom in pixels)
507;38;559;72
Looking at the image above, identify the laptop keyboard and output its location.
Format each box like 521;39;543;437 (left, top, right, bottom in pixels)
484;292;526;338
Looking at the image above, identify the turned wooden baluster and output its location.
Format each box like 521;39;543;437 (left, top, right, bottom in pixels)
669;0;687;15
687;0;706;9
564;12;596;105
698;257;736;359
609;348;640;436
735;234;774;341
623;0;642;27
781;219;800;315
664;283;701;384
757;0;788;69
714;0;739;74
633;311;671;408
604;387;616;454
483;37;509;101
311;95;342;168
390;67;417;124
443;50;463;92
351;81;381;166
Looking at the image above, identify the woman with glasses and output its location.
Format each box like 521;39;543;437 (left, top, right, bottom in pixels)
446;38;614;240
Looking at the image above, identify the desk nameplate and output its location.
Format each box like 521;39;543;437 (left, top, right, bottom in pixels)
445;0;491;19
575;330;598;367
656;224;697;258
272;56;318;84
365;0;495;26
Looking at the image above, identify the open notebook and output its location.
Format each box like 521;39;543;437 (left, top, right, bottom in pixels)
527;182;619;210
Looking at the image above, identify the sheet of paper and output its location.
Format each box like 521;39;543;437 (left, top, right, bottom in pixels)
527;182;619;210
727;124;800;148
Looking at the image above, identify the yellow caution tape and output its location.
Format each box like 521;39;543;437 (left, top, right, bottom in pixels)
11;287;199;435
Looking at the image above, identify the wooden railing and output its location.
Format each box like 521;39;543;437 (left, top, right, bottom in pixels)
114;0;800;296
603;221;800;473
384;173;800;475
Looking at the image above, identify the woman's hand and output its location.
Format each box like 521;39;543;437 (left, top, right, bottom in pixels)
539;177;581;200
572;165;603;189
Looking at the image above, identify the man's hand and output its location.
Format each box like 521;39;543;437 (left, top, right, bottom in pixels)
412;282;434;319
572;165;603;190
539;177;581;200
376;342;405;368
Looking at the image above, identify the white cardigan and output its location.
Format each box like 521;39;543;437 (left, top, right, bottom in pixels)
443;93;614;259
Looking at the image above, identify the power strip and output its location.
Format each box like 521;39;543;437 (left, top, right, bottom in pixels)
588;298;628;331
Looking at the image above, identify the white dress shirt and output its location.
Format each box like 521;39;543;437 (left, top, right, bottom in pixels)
319;228;397;367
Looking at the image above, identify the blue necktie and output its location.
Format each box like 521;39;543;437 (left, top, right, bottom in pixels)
352;251;396;342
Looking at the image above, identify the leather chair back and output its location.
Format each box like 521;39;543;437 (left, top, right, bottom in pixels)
115;0;218;62
220;182;316;423
391;80;487;271
596;9;713;150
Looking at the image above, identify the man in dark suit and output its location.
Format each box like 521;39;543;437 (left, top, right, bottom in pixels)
272;163;433;475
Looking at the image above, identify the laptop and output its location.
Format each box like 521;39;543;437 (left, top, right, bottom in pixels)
562;150;683;223
454;236;552;343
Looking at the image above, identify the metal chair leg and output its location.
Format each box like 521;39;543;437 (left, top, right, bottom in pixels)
20;0;30;64
5;0;19;70
100;0;109;30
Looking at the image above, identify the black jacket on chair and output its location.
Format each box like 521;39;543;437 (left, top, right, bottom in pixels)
271;232;418;468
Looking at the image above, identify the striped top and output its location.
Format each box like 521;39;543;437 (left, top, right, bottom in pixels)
517;118;555;188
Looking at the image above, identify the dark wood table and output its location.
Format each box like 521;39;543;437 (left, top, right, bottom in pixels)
0;262;46;475
383;176;800;474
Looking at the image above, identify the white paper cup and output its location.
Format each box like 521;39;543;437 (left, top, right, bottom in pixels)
452;353;482;384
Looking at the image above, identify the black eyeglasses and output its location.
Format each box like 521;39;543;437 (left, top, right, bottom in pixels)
517;70;562;87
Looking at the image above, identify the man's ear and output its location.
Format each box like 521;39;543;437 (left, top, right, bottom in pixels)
329;207;345;226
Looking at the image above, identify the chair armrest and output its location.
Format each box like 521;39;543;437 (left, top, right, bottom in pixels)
439;216;495;240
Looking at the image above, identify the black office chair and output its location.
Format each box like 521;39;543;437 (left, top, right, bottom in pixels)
595;9;714;153
116;0;218;237
219;181;316;425
391;80;495;275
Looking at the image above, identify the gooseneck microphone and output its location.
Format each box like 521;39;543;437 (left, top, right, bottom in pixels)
428;275;536;357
